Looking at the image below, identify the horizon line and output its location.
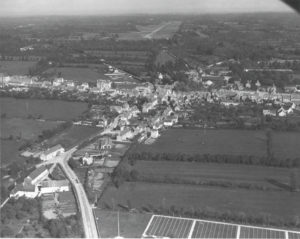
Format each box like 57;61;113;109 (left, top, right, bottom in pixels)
0;10;295;18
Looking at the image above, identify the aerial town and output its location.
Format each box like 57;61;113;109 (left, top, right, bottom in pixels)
1;1;300;239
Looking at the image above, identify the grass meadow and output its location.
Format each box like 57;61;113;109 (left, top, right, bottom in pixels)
132;160;295;189
134;129;300;159
1;97;88;121
100;182;300;222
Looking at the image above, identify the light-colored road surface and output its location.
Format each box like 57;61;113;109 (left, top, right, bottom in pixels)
144;22;171;39
59;148;99;238
0;197;10;209
42;147;99;238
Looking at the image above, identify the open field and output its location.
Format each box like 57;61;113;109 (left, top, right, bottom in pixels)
44;67;109;83
1;118;59;140
134;129;300;159
93;209;152;238
132;161;294;189
118;21;181;40
100;182;300;221
0;60;37;75
1;97;88;121
45;125;100;149
1;140;24;167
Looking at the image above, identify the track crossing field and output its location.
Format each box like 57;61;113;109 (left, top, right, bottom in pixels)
143;215;300;239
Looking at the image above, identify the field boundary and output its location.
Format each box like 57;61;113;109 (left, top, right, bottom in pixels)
142;214;300;239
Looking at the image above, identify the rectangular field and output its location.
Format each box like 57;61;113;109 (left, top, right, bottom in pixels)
133;161;292;189
134;129;300;159
0;97;88;121
0;60;37;75
93;209;152;238
146;216;193;238
192;221;237;238
143;215;300;239
100;182;300;221
239;226;285;239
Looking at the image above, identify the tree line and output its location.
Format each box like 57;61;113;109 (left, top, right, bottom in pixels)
125;152;300;168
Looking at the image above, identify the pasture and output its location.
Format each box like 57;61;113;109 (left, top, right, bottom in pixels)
100;182;300;222
94;209;151;238
1;118;59;167
132;161;293;189
45;125;100;149
0;97;88;121
134;129;300;159
0;60;37;75
118;21;181;40
43;67;109;83
1;118;59;140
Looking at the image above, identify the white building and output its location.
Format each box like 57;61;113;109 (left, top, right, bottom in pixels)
40;145;65;161
82;153;94;165
39;180;70;194
10;184;38;198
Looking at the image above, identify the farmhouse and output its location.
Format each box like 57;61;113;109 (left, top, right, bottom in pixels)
10;183;38;198
40;145;65;161
40;180;70;194
25;165;49;185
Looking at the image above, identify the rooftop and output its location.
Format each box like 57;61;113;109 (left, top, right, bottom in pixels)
28;165;48;181
40;180;69;188
43;144;64;156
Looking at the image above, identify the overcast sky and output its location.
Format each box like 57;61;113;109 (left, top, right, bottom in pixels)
0;0;292;16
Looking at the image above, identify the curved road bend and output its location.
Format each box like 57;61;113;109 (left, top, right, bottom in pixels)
44;148;99;238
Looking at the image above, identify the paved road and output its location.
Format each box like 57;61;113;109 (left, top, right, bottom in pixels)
42;147;99;238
